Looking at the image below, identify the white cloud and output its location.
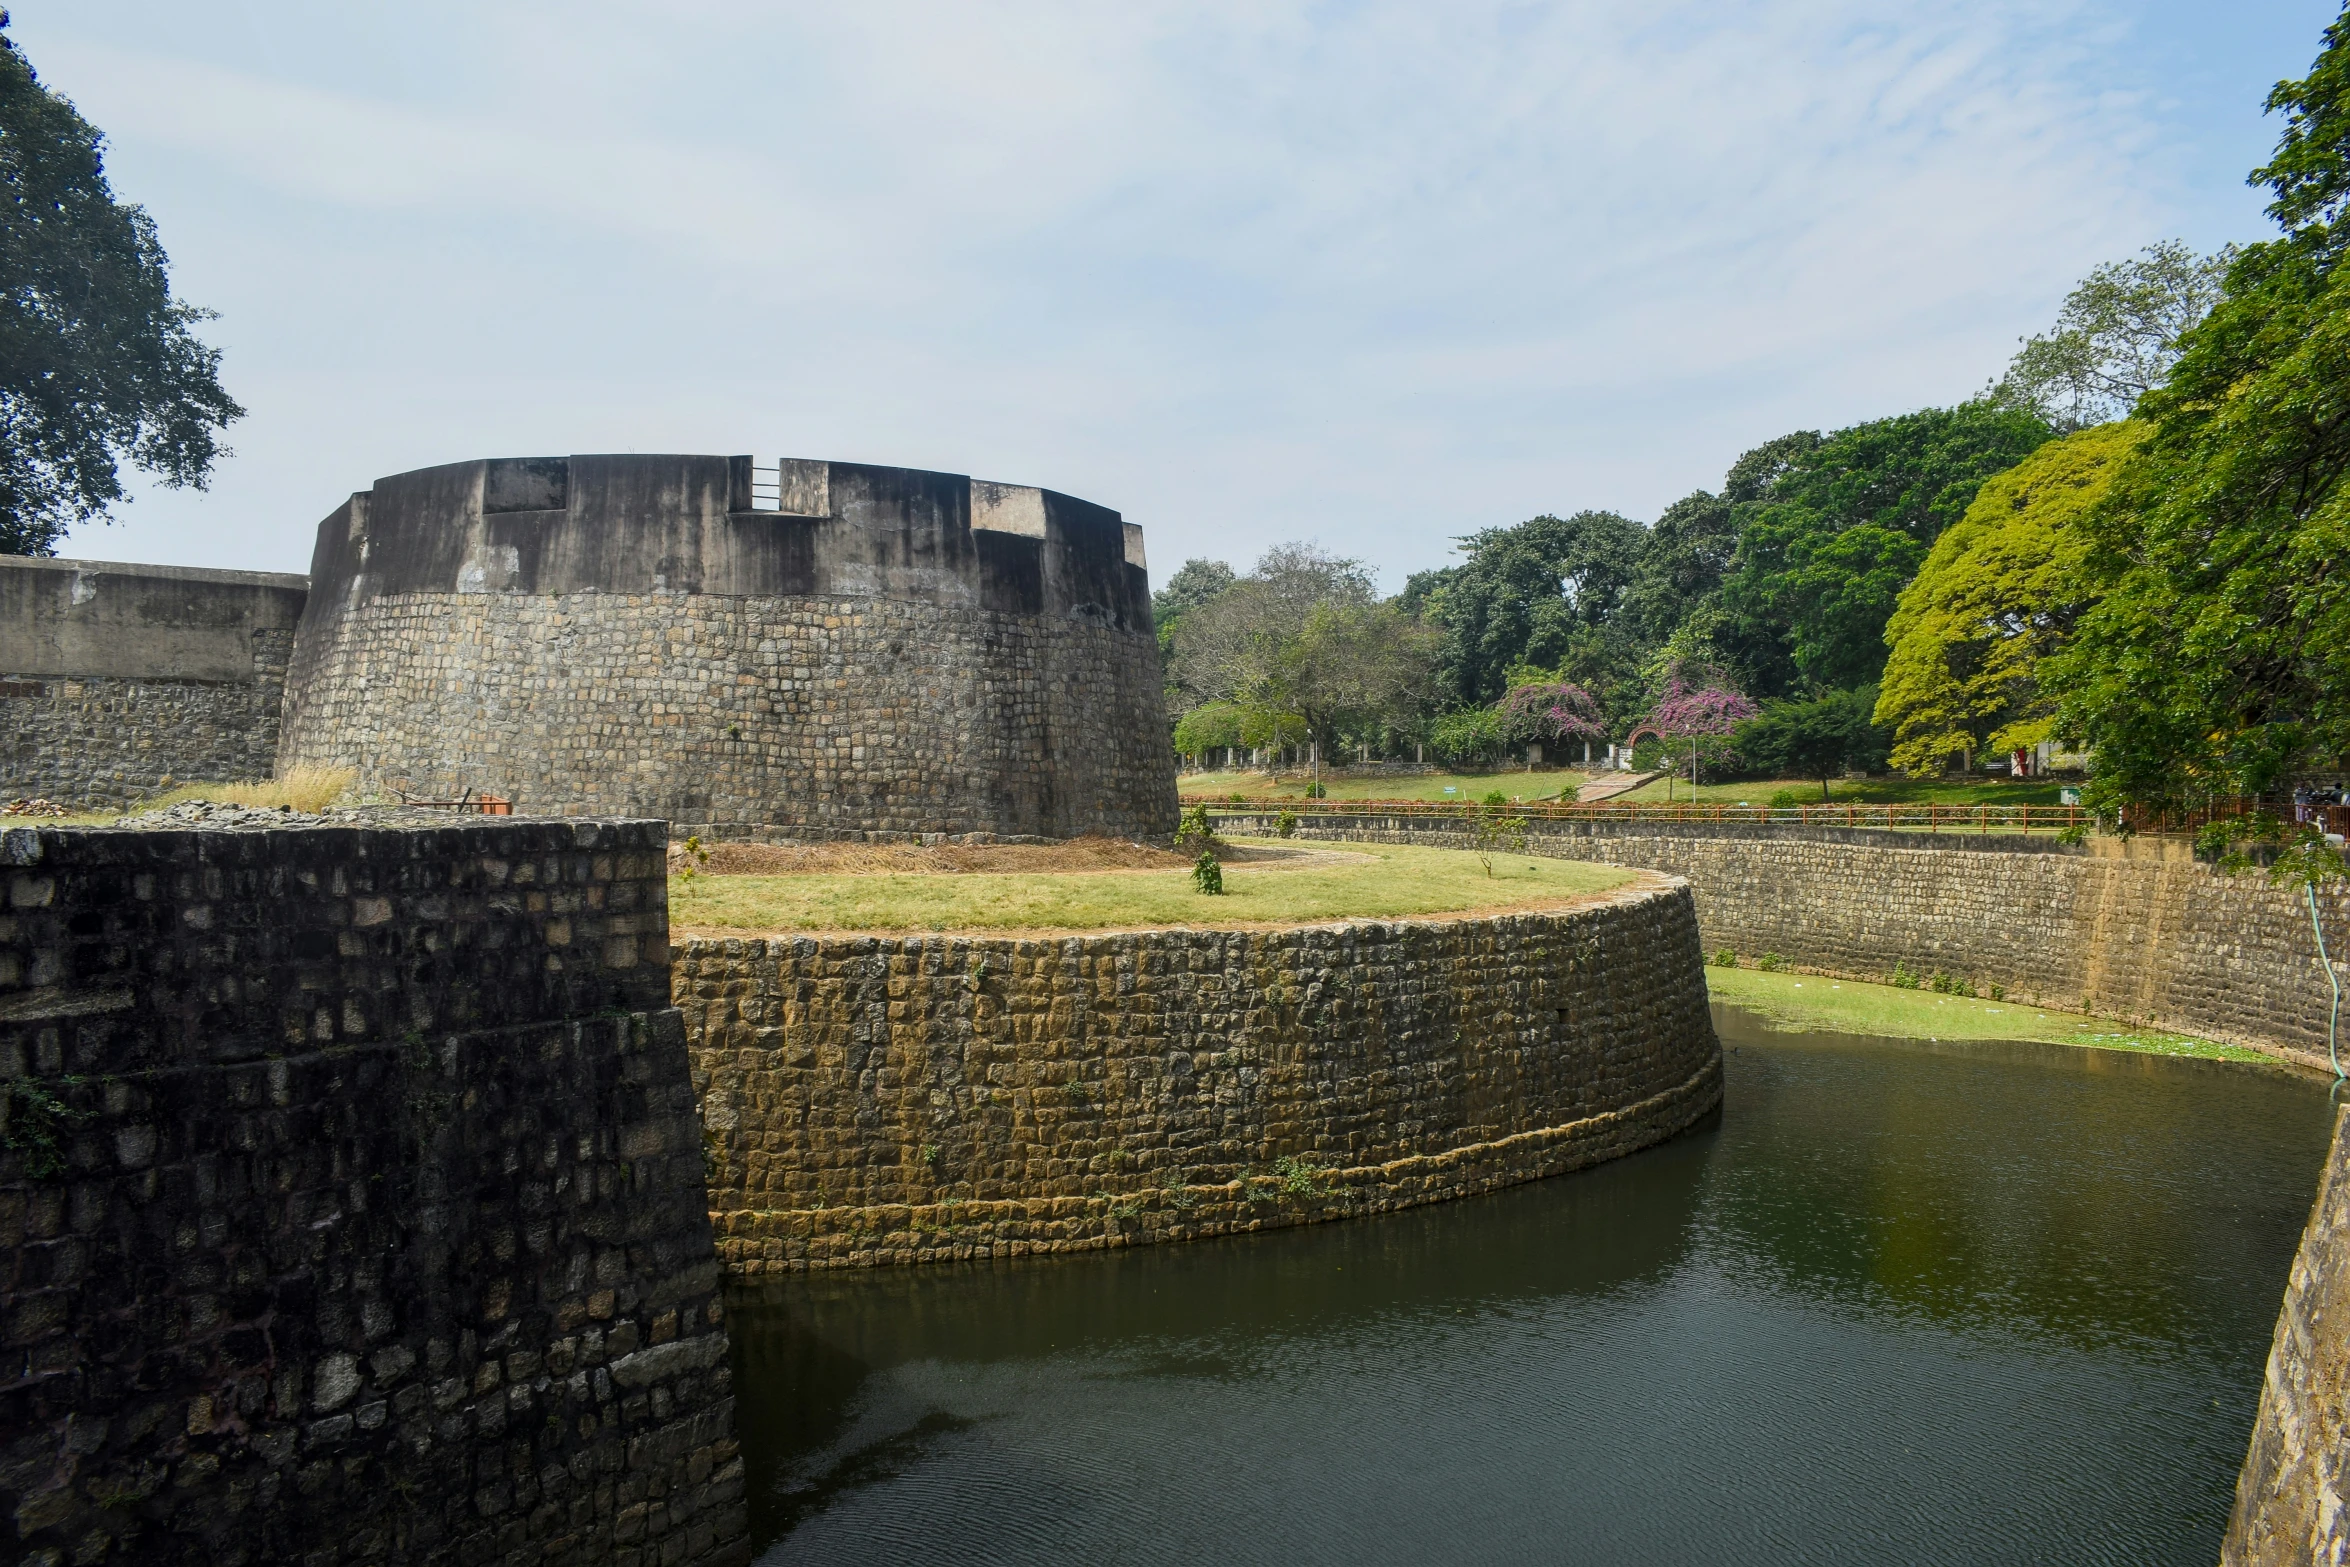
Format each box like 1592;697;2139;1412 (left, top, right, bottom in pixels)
16;0;2318;585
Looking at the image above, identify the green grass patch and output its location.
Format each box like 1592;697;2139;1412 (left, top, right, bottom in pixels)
1706;964;2275;1065
671;838;1635;934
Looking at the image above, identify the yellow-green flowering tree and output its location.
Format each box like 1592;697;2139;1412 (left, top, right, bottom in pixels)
1874;421;2139;771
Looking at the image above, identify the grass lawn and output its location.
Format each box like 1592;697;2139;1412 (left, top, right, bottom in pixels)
1177;768;1590;804
669;838;1637;935
1706;964;2278;1066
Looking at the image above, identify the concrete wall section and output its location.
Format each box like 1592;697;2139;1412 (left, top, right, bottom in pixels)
2228;1106;2350;1565
280;455;1176;839
1218;813;2350;1071
677;877;1722;1272
0;818;747;1567
0;557;309;807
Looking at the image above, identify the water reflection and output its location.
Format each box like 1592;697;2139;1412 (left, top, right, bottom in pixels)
728;1008;2331;1566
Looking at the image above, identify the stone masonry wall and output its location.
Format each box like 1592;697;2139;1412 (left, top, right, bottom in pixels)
676;877;1722;1273
0;817;747;1567
1219;813;2350;1071
2227;1105;2350;1566
281;592;1172;840
0;557;308;809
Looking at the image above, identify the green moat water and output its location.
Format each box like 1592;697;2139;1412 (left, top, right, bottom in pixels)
729;1006;2333;1565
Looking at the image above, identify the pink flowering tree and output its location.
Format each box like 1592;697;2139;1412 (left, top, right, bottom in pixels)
1498;681;1607;762
1647;665;1759;786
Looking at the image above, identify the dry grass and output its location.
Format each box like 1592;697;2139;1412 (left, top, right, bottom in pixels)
51;764;358;823
670;837;1637;936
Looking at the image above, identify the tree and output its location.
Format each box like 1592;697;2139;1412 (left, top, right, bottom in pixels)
0;15;242;555
1172;699;1245;766
1420;510;1647;704
1721;402;2054;694
1995;242;2233;433
1736;686;1891;798
1874;422;2137;773
1645;659;1759;787
1152;557;1234;662
1168;543;1429;764
2046;13;2350;812
1498;680;1606;762
1427;705;1508;768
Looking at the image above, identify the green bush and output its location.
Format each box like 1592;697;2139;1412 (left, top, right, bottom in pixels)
1767;788;1812;809
1192;851;1224;895
1275;808;1299;838
1304;781;1326;800
1175;802;1217;852
1890;961;1921;989
1711;948;1739;968
1756;952;1783;972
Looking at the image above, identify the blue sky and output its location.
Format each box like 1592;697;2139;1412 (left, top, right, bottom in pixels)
21;0;2343;589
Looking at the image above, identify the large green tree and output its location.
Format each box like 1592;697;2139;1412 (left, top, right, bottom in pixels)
0;13;241;555
1994;242;2232;433
1721;401;2054;695
2047;10;2350;810
1419;509;1647;704
1876;422;2138;772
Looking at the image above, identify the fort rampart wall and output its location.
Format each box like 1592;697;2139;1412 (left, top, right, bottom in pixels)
0;816;746;1567
1215;811;2350;1071
0;557;309;808
278;455;1176;841
675;876;1722;1273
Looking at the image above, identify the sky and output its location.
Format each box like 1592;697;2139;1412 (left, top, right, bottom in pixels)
20;0;2345;591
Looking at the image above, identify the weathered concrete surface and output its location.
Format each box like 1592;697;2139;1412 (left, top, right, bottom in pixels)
2228;1105;2350;1566
0;817;747;1567
1221;812;2350;1071
0;556;310;808
676;875;1722;1272
277;454;1177;840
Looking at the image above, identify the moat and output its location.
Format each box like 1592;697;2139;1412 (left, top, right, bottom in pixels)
729;1005;2332;1566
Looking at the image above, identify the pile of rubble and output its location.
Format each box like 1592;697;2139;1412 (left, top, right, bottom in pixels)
2;797;70;817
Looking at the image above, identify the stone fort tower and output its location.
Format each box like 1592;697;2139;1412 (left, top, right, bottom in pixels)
276;454;1177;839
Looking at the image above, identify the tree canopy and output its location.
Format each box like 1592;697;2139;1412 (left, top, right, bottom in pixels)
1875;422;2138;772
1994;243;2232;433
0;14;241;555
1735;686;1891;797
1418;510;1647;705
1721;401;2055;695
2046;10;2350;810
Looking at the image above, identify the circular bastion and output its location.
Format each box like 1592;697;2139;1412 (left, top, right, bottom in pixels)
277;453;1178;840
676;873;1724;1271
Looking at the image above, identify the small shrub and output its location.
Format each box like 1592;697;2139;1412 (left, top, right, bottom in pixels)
1711;948;1739;968
1756;952;1782;972
1928;971;1976;997
1275;808;1299;838
1890;961;1921;989
1483;790;1509;807
1767;788;1811;809
1193;851;1225;895
1176;801;1219;852
1229;793;1247;805
1989;983;2006;1002
1273;1154;1331;1198
1304;781;1326;799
